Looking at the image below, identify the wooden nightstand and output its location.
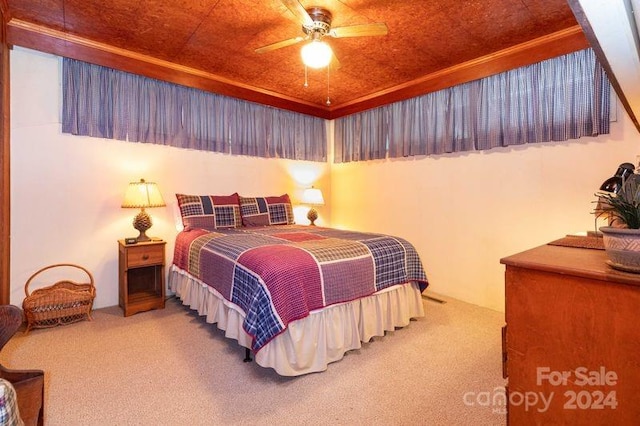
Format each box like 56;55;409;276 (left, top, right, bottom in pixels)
118;239;166;316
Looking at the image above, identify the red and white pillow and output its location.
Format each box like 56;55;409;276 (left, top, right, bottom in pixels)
239;194;295;226
175;193;242;230
176;192;295;230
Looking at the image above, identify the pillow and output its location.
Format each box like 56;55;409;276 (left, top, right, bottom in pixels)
239;194;295;226
0;378;23;426
176;193;241;230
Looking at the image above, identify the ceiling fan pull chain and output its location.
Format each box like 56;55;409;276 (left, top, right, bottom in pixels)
326;66;331;105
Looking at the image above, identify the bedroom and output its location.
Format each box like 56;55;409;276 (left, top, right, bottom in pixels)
5;0;640;314
1;0;640;423
10;43;637;311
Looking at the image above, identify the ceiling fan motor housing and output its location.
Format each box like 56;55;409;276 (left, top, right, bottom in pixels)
303;7;332;36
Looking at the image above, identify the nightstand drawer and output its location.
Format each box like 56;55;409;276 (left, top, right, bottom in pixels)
126;245;164;267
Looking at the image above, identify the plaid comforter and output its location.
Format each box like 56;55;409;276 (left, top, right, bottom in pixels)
172;225;428;352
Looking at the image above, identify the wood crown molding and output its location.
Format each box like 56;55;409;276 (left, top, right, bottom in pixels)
6;19;588;120
0;12;9;304
328;25;590;118
0;1;9;22
6;19;331;118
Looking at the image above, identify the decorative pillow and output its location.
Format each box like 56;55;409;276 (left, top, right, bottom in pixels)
176;193;241;230
239;194;295;226
0;378;23;426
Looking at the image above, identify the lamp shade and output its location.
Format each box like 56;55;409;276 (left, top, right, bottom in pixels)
599;162;635;193
302;187;325;205
121;179;165;242
301;40;332;69
121;179;166;209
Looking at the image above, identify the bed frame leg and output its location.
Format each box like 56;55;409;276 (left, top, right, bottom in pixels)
243;348;253;363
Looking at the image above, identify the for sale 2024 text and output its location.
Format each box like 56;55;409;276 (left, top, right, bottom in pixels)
534;366;618;411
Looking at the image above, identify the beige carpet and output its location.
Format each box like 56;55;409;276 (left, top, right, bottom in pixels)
1;294;506;425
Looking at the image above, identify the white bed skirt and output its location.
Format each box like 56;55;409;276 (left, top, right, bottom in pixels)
168;265;425;376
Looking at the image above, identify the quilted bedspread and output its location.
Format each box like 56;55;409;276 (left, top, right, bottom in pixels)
172;225;428;352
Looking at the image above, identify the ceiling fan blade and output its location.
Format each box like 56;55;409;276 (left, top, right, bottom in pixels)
330;52;341;70
255;36;304;54
329;52;342;71
329;23;388;38
280;0;314;27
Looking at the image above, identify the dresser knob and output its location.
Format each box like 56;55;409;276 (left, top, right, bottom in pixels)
142;254;149;260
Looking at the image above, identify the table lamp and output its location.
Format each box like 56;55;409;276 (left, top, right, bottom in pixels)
594;162;635;231
598;162;635;193
302;187;324;226
121;178;166;242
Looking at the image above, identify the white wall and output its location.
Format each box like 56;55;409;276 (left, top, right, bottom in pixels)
330;102;640;312
12;46;640;314
10;47;330;309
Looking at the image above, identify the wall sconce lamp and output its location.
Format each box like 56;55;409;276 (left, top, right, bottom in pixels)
301;187;325;226
121;178;166;242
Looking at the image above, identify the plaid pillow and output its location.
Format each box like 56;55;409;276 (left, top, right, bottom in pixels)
0;379;23;426
176;193;241;230
239;194;295;226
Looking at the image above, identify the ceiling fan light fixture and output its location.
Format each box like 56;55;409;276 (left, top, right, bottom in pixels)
301;40;332;69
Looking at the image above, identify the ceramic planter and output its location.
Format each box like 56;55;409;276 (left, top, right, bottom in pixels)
600;226;640;273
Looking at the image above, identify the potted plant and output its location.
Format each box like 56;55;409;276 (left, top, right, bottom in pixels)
596;176;640;272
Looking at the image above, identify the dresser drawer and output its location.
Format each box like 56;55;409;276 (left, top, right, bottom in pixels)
126;244;164;267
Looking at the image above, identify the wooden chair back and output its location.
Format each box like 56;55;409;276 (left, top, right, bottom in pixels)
0;305;23;351
0;305;45;426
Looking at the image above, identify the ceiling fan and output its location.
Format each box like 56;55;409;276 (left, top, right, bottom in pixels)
255;0;388;69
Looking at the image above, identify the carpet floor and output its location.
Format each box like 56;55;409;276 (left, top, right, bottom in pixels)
1;293;507;425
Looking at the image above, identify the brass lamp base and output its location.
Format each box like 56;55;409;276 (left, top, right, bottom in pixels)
307;207;318;226
133;208;152;242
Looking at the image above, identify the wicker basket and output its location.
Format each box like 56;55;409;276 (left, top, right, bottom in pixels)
22;263;96;333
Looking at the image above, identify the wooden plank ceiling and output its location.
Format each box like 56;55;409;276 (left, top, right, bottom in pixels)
2;0;588;119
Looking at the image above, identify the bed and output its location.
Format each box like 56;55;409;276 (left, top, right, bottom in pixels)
168;193;429;376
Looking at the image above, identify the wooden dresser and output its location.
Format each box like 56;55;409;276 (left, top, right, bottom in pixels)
501;243;640;425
